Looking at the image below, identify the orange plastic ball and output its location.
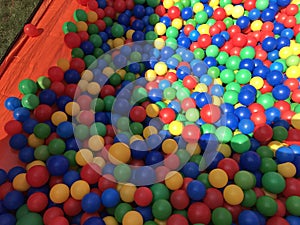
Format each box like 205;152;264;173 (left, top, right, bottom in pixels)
13;173;30;192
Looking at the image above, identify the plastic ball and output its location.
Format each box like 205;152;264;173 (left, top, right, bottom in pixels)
27;192;48;212
165;171;183;190
286;196;300;216
152;199;172;221
262;172;286;194
82;192;101;213
186;180;206;201
49;184;69;204
101;188;120;208
26;165;49;187
187;202;211;224
223;184;244;205
134;187;153;207
122;211;143;225
70;180;90;200
3;190;25;210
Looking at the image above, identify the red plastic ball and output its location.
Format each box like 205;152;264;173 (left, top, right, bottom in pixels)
27;192;48;212
274;100;291;112
168;6;180;20
275;199;286;217
33;104;53;122
0;182;13;200
203;188;224;209
286;4;298;16
182;124;201;143
155;5;166;17
159;108;176;124
78;31;90;42
65;84;79;99
223;203;242;222
244;0;256;10
212;8;226;21
100;85;116;98
262;22;274;32
104;6;116;18
260;80;273;94
184;24;195;36
220;41;234;54
165;72;177;83
87;0;98;10
155;166;170;182
197;34;211;49
70;58;86;73
217;158;239;180
281;110;295;123
183;75;198;90
227;25;241;38
209;25;221;36
64;32;81;48
230;46;241;56
283;178;300;197
78;110;94;126
266;217;289;225
164;154;180;171
80;163;101;185
167;214;189;225
5;120;22;135
284;78;299;91
48;66;64;82
125;0;134;10
232;33;247;47
284;16;296;28
24;24;40;37
50;81;65;96
77;95;92;110
170;189;190;210
98;174;116;192
291;89;300;103
246;36;258;47
134;187;153;207
48;216;69;225
95;20;106;31
114;0;126;13
26;165;49;187
248;103;265;113
200;104;221;124
181;98;196;112
253;124;273;143
251;112;267;126
215;21;226;31
130;106;146;122
181;177;193;191
188;202;211;224
43;207;64;225
63;197;82;216
49;176;63;188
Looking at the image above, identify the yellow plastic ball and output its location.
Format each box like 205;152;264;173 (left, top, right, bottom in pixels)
154;23;167;36
193;2;204;13
57;58;70;71
268;141;287;152
169;121;183;136
81;70;94;81
172;18;183;30
75;149;94;166
162;139;178;154
291;113;300;129
76;21;88;32
250;20;263;31
146;104;160;118
291;43;300;55
93;156;106;168
126;29;135;39
208;168;228;188
70;180;90;200
143;126;158;138
223;184;244;205
65;102;80;116
13;173;30;192
120;183;137;203
209;0;220;7
87;11;98;23
107;39;114;48
224;4;234;16
113;38;125;48
103;67;114;77
78;80;89;91
87;82;101;95
279;47;293;59
165;171;183;190
232;5;244;18
51;111;68;126
154;38;165;50
50;184;70;203
108;143;131;165
26;160;46;170
163;0;174;8
103;216;118;225
122;211;143;225
197;24;210;35
117;69;126;79
154;62;168;76
212;96;222;106
217;144;232;158
186;143;201;155
129;135;144;144
250;76;264;89
278;162;297;178
194;83;208;92
88;135;104;151
28;134;44;148
286;66;300;78
145;69;157;81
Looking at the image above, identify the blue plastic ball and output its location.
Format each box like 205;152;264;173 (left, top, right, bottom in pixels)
63;170;80;187
192;62;208;77
46;155;69;176
102;163;115;175
83;217;105;225
39;89;56;106
273;22;285;35
272;84;290;100
56;121;74;139
101;188;120;208
262;37;277;52
134;166;156;186
276;147;295;163
130;140;148;160
7;167;26;182
239;59;255;71
189;30;200;42
240;151;261;172
0;213;16;225
145;151;163;166
181;7;193;20
267;50;279;62
160;16;171;27
0;169;7;185
136;206;153;222
234;106;251;120
82;192;101;213
19;147;35;163
64;69;81;84
238;91;255;106
248;9;261;20
133;5;145;18
181;162;200;179
211;34;226;48
9;134;27;150
261;8;276;22
286;216;300;225
266;70;284;86
253;65;269;79
281;28;294;40
276;37;290;50
80;41;95;55
195;93;212;108
13;107;30;122
3;191;24;210
132;19;144;31
187;180;206;201
220;103;234;114
238;119;255;134
5;97;21;111
236;16;250;29
238;210;260;225
265;107;281;124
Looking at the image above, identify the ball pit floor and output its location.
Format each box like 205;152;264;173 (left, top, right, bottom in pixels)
1;0;300;225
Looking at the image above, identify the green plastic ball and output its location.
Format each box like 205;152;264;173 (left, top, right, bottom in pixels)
262;172;286;194
146;0;160;7
195;11;208;24
220;69;235;84
89;34;102;48
48;138;66;155
64;150;77;167
197;173;212;188
62;21;77;34
114;203;133;223
37;76;51;89
236;69;252;84
256;0;269;10
21;94;40;110
34;123;51;139
260;158;277;173
74;9;88;22
150;183;170;202
152;199;172;220
212;207;232;225
130;122;143;135
90;122;106;136
230;134;251;153
34;145;50;161
90;98;105;112
240;46;255;59
74;124;89;140
72;48;85;58
19;79;38;94
286;196;300;216
272;126;288;142
226;56;241;70
223;90;239;105
257;94;275;109
16;204;30;220
256;196;278;217
215;126;232;143
200;124;216;134
104;96;115;111
111;24;124;38
16;212;43;225
256;146;274;158
241;189;257;208
234;170;256;190
114;164;131;182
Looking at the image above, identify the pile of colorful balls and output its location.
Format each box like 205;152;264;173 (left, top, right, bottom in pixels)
2;0;300;224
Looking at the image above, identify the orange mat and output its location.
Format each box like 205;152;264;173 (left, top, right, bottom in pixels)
0;0;85;171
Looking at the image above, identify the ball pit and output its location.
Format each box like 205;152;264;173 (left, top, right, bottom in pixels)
2;0;300;224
